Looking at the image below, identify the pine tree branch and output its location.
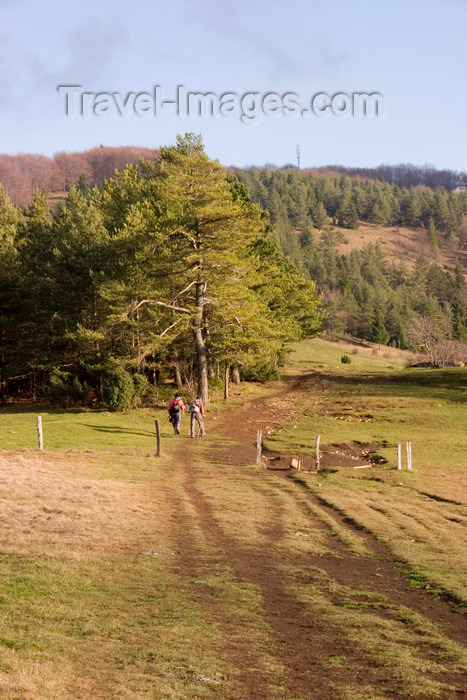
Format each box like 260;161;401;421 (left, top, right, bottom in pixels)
172;280;198;301
160;318;183;337
128;299;150;315
168;230;198;247
155;301;191;314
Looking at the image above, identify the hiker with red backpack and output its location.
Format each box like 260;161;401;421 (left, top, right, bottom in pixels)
168;393;185;434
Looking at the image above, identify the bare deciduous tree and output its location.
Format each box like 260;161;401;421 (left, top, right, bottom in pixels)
406;315;440;363
0;156;33;206
430;340;467;367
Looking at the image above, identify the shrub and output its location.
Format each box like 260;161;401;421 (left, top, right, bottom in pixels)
71;377;94;403
44;370;94;406
132;373;149;404
102;367;136;411
242;359;281;382
430;340;467;367
132;373;159;406
44;369;71;403
341;354;351;364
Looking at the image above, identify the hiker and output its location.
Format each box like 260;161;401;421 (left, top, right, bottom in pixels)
189;398;206;438
168;393;185;434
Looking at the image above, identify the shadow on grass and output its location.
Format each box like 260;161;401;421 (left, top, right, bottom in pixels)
0;405;91;415
284;367;467;404
83;424;156;437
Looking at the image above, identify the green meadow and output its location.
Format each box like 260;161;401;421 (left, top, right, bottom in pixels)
0;406;168;452
0;337;466;698
268;338;467;607
280;337;467;477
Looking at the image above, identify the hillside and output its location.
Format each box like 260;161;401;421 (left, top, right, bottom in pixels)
0;146;159;207
332;221;467;279
234;167;467;354
3;143;467;402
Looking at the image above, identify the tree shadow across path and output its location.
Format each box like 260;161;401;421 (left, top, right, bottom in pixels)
169;374;467;699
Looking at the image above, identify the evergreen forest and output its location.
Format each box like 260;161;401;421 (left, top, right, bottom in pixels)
236;167;467;359
1;137;466;409
0;135;322;408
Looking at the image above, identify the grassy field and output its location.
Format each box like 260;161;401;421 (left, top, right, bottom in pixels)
0;339;466;698
282;338;467;474
0;406;169;452
268;338;467;607
0;450;242;698
1;449;466;698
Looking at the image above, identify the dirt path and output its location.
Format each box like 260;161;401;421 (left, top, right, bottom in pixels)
170;373;467;699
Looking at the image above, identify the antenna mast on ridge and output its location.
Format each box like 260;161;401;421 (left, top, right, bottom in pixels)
296;144;301;169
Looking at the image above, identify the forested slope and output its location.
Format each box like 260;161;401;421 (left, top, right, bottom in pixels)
236;167;467;359
0;137;322;405
2;143;466;407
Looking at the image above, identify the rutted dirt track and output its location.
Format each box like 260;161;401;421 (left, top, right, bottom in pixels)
170;374;467;699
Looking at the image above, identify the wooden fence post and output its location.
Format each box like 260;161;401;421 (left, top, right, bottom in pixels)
37;416;43;451
155;419;161;457
406;441;412;471
397;444;402;470
316;434;321;470
256;429;262;465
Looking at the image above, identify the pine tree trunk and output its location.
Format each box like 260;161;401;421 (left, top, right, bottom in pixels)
193;275;209;404
0;343;5;403
173;364;183;390
232;364;241;384
224;363;230;400
150;367;160;386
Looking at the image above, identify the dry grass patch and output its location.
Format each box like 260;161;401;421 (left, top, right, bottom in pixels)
333;221;467;276
0;451;242;698
0;453;171;559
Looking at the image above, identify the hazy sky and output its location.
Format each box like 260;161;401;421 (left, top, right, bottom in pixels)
1;0;466;169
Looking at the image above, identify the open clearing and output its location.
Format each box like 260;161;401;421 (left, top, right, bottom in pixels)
0;339;466;699
332;221;467;279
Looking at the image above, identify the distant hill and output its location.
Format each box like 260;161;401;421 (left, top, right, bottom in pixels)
1;146;465;208
307;163;467;191
234;166;467;270
0;146;159;207
234;166;467;349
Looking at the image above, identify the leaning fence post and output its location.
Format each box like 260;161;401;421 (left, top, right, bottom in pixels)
155;419;161;457
316;434;321;470
397;444;402;470
406;441;412;471
256;429;262;464
37;416;43;451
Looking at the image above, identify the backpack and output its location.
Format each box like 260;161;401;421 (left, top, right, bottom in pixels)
171;400;181;414
190;401;200;414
